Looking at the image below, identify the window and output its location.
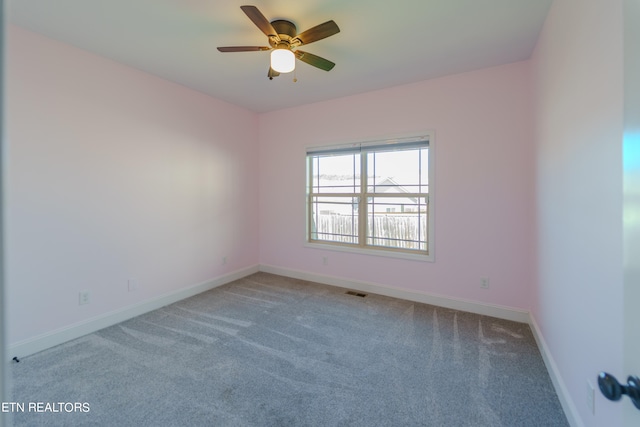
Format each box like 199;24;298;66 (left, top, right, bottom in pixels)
306;135;434;260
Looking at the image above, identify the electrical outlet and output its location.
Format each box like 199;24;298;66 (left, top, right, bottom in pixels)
586;380;595;414
127;278;138;292
480;277;490;289
78;290;91;305
222;256;228;265
322;256;328;266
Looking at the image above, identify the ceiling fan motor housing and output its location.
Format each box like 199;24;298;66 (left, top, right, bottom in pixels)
271;20;297;41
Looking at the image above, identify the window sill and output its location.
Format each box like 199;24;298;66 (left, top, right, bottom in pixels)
304;241;434;262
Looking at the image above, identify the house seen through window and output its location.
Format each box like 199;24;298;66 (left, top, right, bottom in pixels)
306;135;433;259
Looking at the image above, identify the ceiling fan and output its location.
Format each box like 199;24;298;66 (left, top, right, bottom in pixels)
217;5;340;80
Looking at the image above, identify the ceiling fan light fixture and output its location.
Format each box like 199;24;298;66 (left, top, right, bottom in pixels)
271;48;295;73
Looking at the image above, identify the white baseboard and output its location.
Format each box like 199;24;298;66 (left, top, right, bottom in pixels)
8;265;259;359
528;314;582;427
259;264;530;323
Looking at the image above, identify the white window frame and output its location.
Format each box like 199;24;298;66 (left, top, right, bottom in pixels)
305;133;435;262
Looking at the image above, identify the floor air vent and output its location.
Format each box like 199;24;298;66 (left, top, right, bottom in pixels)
345;291;367;298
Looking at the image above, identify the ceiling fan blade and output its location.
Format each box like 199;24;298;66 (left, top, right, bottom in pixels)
294;20;340;45
240;5;278;38
268;67;280;79
295;50;336;71
217;46;271;52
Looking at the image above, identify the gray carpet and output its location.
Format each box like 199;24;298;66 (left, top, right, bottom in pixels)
9;272;568;426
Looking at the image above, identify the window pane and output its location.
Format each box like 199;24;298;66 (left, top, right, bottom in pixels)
310;196;359;244
421;149;429;189
366;197;428;250
367;148;428;194
311;154;360;194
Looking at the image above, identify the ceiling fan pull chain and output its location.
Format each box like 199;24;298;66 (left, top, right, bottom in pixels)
293;67;298;83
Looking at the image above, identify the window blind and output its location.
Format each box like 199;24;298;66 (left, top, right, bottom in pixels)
306;135;429;156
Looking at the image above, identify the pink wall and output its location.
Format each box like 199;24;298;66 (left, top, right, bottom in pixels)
258;62;535;309
6;26;260;344
531;0;624;425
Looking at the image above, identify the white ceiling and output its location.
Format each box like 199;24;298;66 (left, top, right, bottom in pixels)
8;0;553;113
